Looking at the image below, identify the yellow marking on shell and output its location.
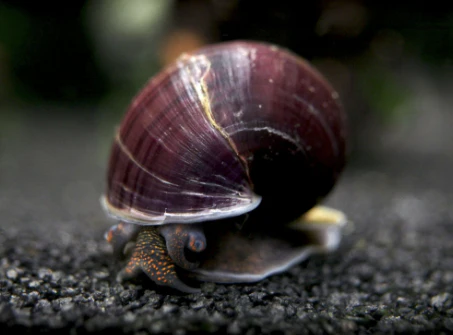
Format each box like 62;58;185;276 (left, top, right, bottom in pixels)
183;54;251;180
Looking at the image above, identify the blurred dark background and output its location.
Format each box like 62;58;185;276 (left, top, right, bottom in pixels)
1;0;453;175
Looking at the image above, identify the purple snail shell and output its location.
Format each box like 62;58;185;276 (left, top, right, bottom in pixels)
101;40;348;293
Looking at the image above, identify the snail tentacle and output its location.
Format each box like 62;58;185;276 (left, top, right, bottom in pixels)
159;224;206;270
104;222;140;258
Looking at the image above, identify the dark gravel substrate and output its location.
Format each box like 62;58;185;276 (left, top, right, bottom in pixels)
1;110;452;334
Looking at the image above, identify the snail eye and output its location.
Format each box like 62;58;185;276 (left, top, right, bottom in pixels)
188;234;206;253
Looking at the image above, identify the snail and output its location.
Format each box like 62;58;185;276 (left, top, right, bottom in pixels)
101;40;348;293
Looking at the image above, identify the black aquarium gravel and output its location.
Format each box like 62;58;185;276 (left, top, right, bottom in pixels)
1;110;452;334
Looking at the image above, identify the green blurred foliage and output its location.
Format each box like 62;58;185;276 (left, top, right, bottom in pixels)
357;62;411;124
0;2;109;106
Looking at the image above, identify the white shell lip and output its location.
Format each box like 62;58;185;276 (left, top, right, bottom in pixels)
100;193;262;226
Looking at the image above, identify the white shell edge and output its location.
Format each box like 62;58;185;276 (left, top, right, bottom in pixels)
100;193;262;225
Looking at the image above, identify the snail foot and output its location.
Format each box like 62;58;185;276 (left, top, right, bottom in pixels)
189;205;348;283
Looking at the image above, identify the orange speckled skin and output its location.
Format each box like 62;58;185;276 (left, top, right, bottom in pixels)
118;226;200;293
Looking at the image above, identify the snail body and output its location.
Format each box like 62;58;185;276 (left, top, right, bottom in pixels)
102;40;348;293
